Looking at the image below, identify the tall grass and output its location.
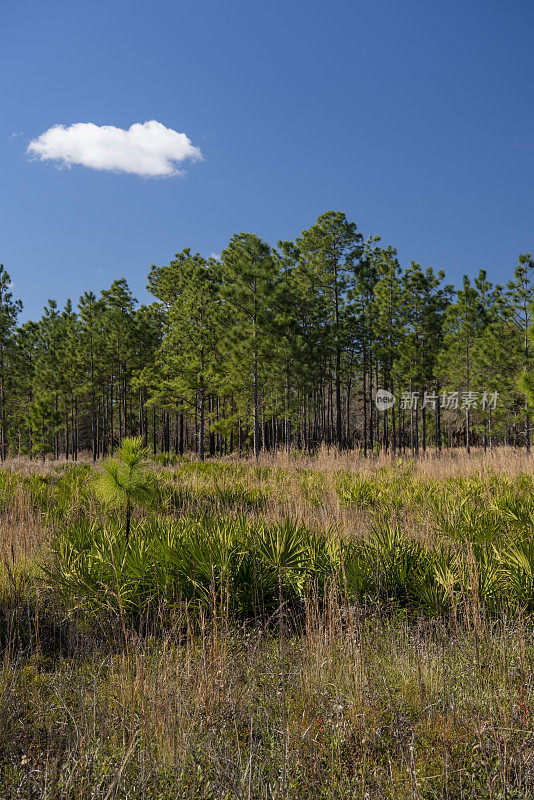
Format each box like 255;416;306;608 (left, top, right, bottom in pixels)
1;600;534;798
38;457;534;619
2;451;534;797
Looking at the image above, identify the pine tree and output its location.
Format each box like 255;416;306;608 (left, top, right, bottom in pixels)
352;236;381;454
57;299;83;459
148;249;222;460
435;277;484;453
471;275;514;451
101;280;137;452
0;265;22;460
372;246;405;452
503;255;534;452
79;292;106;460
34;300;63;459
11;321;39;456
95;437;154;541
398;263;452;453
27;391;61;462
296;212;363;446
220;234;279;459
131;303;164;447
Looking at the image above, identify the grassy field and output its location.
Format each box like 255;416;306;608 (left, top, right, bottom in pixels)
2;448;534;798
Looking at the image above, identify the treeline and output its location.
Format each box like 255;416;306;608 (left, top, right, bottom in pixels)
1;211;533;461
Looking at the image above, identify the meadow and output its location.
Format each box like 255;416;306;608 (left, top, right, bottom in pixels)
2;447;534;798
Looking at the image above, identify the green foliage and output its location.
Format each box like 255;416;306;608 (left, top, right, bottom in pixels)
27;391;61;460
7;455;534;799
46;470;534;621
94;437;155;539
147;250;221;460
3;217;534;458
46;515;340;617
499;538;534;612
10;457;534;621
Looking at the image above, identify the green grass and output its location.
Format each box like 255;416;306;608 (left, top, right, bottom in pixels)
2;454;534;797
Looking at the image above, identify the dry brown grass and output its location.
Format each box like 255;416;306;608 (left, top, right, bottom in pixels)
0;450;534;798
220;443;534;476
2;445;534;552
2;595;534;798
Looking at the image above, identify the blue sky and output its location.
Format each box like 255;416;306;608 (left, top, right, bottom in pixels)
2;0;534;320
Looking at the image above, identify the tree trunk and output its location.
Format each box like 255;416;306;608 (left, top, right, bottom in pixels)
363;347;368;457
253;352;259;460
391;379;396;455
199;389;205;461
436;382;442;453
346;380;352;449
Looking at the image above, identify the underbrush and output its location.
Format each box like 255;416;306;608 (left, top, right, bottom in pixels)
2;453;534;797
0;602;533;799
46;511;534;620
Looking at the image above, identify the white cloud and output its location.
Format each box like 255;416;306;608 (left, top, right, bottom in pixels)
27;120;202;177
209;252;221;261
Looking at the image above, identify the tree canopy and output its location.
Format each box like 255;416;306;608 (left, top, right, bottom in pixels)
2;218;533;460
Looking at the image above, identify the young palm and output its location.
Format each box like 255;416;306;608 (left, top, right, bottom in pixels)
95;437;154;541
